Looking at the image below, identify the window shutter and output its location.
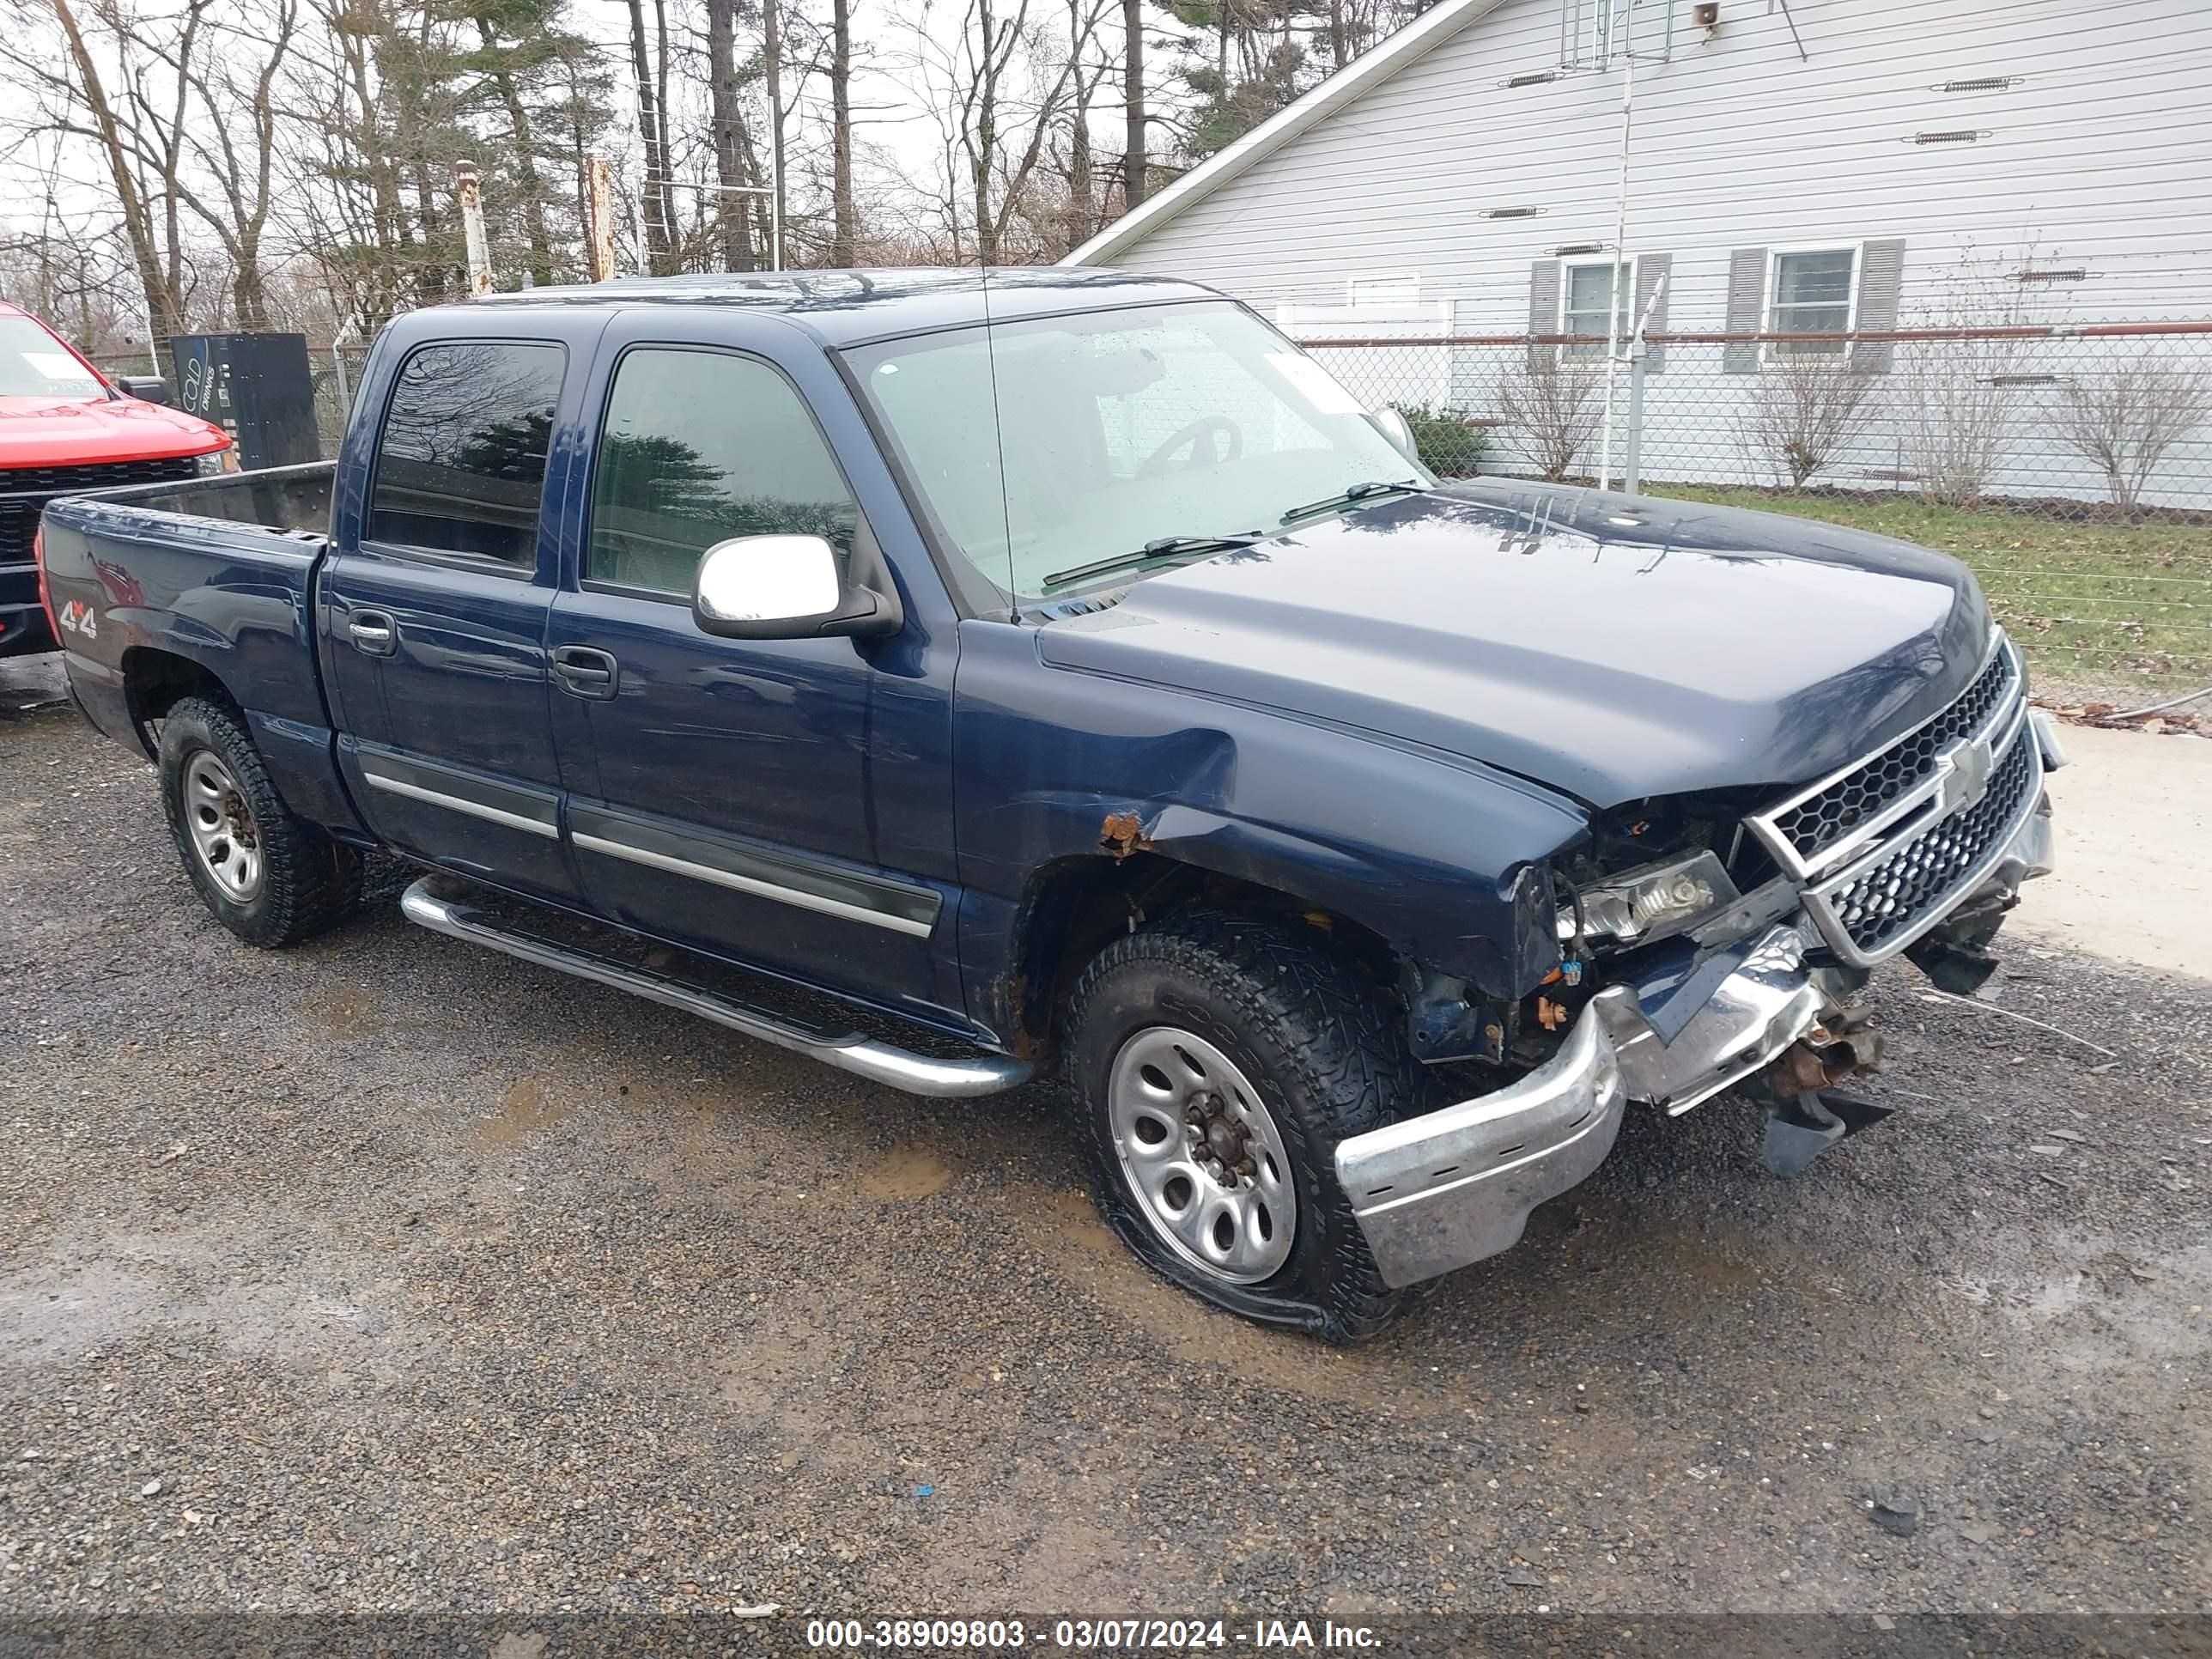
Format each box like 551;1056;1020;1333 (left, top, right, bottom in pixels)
1851;239;1906;374
1723;248;1767;373
1633;253;1673;372
1527;261;1560;370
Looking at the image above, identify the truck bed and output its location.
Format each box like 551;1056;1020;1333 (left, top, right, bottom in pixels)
71;460;336;536
37;460;362;836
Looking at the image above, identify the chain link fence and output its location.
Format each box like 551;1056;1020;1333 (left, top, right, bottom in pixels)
88;343;375;459
1303;322;2212;706
72;324;2212;706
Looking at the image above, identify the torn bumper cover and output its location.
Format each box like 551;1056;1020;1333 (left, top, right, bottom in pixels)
1336;771;2061;1289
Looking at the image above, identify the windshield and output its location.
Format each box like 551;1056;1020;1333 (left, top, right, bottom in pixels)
844;301;1428;602
0;316;106;399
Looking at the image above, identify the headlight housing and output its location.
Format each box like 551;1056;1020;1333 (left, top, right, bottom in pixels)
1558;849;1740;949
191;444;240;477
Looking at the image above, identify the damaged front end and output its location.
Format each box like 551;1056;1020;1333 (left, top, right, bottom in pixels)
1336;631;2064;1291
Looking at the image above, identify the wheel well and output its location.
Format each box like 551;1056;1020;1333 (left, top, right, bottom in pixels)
1005;852;1400;1061
121;648;234;757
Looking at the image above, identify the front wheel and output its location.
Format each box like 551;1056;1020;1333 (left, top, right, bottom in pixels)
1065;911;1426;1343
158;696;362;947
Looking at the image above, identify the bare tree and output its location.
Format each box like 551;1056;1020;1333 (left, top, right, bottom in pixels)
1736;356;1877;490
1899;242;2041;507
763;0;784;265
1493;359;1602;483
170;0;300;325
623;0;674;270
704;0;763;270
900;0;1091;263
14;0;195;337
2052;354;2212;518
829;0;856;264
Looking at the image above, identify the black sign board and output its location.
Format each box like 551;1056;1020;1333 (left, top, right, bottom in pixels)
165;332;321;469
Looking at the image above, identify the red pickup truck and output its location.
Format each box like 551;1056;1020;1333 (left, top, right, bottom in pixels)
2;301;234;657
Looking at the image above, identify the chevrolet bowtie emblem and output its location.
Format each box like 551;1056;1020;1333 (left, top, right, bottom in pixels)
1936;734;1995;815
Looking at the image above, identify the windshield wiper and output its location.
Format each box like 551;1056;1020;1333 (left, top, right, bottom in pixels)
1040;532;1268;592
1279;478;1425;526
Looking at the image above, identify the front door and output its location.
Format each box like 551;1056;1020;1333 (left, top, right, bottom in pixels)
320;336;581;902
546;339;954;1018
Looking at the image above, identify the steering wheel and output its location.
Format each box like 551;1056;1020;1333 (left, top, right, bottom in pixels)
1138;416;1243;477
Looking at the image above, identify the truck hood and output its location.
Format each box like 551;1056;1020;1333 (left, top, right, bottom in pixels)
1036;483;1992;808
0;394;228;469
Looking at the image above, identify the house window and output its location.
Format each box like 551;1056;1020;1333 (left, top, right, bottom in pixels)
1766;247;1857;357
1562;258;1633;356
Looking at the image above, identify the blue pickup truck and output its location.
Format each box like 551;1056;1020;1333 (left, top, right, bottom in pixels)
39;269;2063;1340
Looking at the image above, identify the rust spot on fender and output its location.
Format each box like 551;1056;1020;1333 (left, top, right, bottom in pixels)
1099;811;1153;860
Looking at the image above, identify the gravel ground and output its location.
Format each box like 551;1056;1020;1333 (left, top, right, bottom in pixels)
3;656;2209;1620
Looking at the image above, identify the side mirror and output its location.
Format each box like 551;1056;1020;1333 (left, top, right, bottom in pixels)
1370;406;1417;462
118;375;172;405
691;533;902;641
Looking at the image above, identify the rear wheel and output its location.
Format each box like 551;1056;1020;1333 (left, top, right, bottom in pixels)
158;696;362;947
1065;910;1425;1344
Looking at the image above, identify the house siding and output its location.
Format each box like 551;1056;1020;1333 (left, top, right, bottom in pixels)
1090;0;2212;504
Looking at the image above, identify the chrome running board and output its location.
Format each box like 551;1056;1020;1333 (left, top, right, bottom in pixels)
399;877;1033;1099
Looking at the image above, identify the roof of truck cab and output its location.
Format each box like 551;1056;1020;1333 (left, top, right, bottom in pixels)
469;267;1221;345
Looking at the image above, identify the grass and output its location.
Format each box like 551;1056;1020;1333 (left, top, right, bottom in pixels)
1647;485;2212;698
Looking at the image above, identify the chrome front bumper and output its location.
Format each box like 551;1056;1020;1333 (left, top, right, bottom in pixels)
1335;1006;1628;1289
1337;780;2058;1289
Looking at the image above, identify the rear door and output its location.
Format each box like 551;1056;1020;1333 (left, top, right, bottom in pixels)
320;331;586;902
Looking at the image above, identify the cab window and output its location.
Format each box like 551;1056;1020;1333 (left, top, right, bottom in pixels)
367;342;565;566
586;348;858;596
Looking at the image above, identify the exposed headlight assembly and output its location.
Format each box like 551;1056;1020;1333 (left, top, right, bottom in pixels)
1558;849;1741;948
191;445;240;477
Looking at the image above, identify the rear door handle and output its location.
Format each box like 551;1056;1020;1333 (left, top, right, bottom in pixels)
552;645;619;701
348;610;397;656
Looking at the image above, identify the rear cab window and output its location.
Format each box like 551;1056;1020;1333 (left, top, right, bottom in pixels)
366;342;566;568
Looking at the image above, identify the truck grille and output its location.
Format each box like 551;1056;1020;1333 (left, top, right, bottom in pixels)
1746;630;2046;968
1807;731;2039;960
1762;641;2021;870
0;454;202;564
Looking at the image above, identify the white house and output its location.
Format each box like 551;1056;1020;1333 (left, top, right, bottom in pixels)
1063;0;2212;506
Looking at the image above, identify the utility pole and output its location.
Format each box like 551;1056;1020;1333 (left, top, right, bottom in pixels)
584;153;617;282
1121;0;1146;210
1595;0;1634;491
455;160;494;299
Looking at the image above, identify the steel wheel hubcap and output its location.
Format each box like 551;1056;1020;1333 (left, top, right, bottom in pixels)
1107;1026;1296;1284
184;750;264;902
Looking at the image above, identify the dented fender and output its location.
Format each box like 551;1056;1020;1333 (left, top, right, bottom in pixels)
951;618;1589;1038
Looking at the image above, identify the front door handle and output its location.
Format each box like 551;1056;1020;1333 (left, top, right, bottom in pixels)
552;645;619;701
348;610;397;656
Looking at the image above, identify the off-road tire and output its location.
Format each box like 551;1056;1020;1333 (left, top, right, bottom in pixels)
1065;909;1430;1344
158;696;362;947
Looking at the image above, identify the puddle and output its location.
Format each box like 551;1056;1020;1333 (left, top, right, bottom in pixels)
0;1223;418;1371
860;1145;955;1201
1954;1231;2212;1381
476;1077;574;1146
300;983;381;1036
